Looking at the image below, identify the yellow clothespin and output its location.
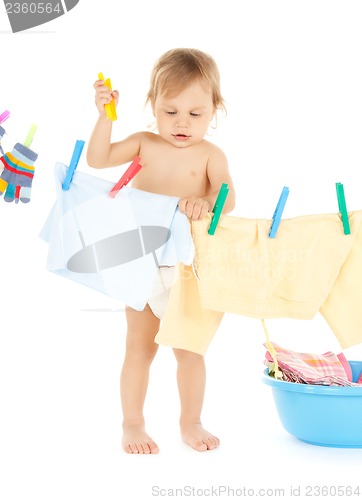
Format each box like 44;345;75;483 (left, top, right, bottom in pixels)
98;72;117;121
261;319;283;380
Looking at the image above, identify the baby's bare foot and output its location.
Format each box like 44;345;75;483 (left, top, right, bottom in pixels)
181;422;220;452
122;425;159;454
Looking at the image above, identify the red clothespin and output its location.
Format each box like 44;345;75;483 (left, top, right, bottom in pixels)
109;156;142;198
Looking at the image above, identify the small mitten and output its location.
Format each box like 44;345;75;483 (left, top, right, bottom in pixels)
0;143;38;203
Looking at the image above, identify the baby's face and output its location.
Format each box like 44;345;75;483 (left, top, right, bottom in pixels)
153;80;215;148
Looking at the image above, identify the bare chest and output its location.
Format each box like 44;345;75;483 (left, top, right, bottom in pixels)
131;146;210;198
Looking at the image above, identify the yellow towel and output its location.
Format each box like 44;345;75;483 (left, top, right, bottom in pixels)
191;211;362;320
320;212;362;349
155;210;362;354
154;264;224;355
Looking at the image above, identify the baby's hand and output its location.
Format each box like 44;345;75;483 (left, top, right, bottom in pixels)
178;197;211;221
94;79;119;117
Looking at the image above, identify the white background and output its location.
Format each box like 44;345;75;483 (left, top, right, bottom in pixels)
1;1;362;499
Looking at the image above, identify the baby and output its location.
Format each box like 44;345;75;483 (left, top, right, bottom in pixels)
87;48;235;453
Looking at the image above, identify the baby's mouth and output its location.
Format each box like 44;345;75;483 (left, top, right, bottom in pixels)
173;133;190;139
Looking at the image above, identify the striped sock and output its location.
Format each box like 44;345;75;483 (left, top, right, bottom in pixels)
0;143;38;203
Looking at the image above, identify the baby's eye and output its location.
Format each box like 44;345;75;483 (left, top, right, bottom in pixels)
166;111;177;115
190;112;201;117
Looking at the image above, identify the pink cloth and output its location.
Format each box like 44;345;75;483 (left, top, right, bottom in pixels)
265;342;361;386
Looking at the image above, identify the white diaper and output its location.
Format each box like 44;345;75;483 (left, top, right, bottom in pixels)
148;266;176;319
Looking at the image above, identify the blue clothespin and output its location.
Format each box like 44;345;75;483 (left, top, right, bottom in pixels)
208;183;229;235
269;186;290;238
62;140;85;190
336;182;350;235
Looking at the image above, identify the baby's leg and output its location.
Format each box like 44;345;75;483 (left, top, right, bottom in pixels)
121;304;160;454
173;348;220;451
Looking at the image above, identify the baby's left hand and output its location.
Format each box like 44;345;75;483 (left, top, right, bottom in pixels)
178;197;211;221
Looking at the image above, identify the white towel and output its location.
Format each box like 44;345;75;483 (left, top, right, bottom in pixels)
40;163;194;310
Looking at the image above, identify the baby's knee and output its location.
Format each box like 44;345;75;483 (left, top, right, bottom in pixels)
125;336;159;362
173;347;203;364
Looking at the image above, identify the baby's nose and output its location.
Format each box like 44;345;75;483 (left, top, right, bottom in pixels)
176;114;189;128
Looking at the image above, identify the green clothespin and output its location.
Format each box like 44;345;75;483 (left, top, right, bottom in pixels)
24;124;37;148
208;183;229;235
336;182;350;235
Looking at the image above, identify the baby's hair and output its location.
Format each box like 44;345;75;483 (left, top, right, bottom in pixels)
146;48;226;114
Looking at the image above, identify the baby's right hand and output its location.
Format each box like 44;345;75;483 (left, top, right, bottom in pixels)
94;79;119;117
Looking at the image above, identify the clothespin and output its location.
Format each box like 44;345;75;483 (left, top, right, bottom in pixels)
336;182;350;235
269;186;289;238
98;72;117;121
0;112;8;154
208;183;229;235
62;140;86;190
0;110;10;124
23;124;37;148
109;156;142;198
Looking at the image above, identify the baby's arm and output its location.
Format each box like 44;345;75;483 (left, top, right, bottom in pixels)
178;145;235;220
204;146;236;214
87;79;142;169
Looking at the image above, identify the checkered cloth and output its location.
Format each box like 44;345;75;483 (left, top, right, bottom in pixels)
264;342;361;386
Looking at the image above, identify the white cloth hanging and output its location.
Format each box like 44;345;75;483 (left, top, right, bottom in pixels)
40;163;194;310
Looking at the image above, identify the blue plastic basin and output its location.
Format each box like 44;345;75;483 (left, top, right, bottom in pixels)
262;361;362;447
